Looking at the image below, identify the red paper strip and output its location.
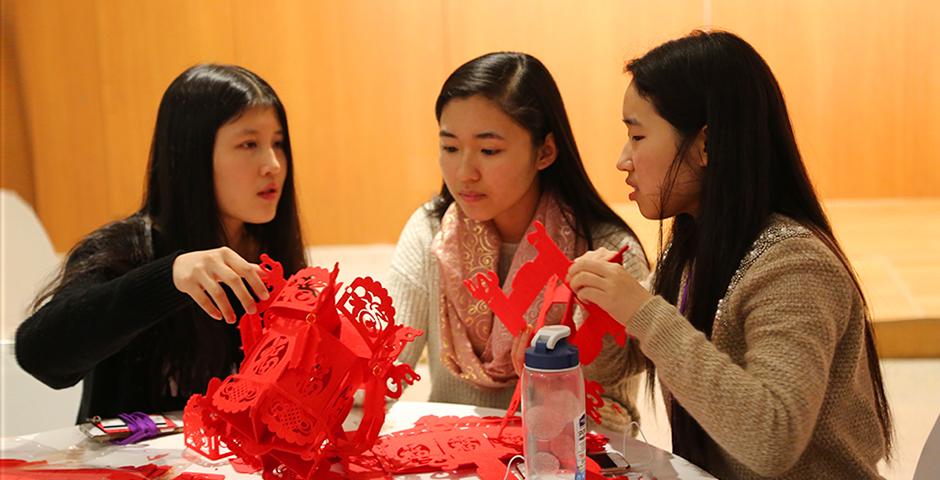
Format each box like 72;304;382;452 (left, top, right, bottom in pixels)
173;473;226;480
0;463;169;480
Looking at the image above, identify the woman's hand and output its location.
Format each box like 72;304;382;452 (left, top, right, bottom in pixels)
172;247;269;323
566;247;652;327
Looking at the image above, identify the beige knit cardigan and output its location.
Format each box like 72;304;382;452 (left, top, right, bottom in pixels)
631;215;887;479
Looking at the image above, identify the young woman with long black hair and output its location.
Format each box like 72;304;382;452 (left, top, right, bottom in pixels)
390;52;649;429
567;31;892;478
16;64;306;422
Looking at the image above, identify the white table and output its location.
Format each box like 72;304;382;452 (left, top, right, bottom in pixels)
0;401;715;479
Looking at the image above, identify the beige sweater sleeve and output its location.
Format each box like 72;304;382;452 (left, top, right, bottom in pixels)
386;207;434;369
581;229;649;382
580;227;650;430
628;237;854;476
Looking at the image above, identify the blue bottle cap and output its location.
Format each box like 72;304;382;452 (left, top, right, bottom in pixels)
524;325;580;370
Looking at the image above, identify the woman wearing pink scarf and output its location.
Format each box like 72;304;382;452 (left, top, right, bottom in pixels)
389;52;648;430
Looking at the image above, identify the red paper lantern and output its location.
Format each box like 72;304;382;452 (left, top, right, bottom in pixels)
184;256;423;480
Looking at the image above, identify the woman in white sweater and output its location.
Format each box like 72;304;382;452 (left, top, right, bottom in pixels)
387;52;649;429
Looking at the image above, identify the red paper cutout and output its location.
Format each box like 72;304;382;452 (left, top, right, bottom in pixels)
586;432;610;453
464;221;629;365
181;246;624;479
464;221;634;427
369;415;523;480
0;463;170;480
495;274;564;436
229;457;261;474
183;393;234;461
586;456;605;479
334;413;605;478
464;222;626;365
585;379;606;424
341;451;391;480
494;276;607;431
184;258;423;480
0;460;42;468
173;474;226;480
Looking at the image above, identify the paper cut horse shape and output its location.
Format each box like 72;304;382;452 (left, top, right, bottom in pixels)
463;221;632;427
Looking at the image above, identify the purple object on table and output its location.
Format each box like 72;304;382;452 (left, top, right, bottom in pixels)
111;412;160;445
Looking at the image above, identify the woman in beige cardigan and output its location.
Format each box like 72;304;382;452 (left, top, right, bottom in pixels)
567;31;893;479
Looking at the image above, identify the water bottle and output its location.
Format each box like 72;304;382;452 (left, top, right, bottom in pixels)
522;325;586;479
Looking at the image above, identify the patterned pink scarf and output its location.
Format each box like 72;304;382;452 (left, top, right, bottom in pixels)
432;194;584;389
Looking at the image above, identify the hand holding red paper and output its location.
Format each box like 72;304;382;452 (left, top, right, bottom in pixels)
172;246;269;323
567;247;653;327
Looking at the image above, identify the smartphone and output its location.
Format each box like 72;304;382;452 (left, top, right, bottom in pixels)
587;450;631;476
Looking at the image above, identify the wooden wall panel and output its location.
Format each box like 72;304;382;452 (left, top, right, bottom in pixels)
441;0;706;207
94;0;237;219
11;0;111;251
711;0;940;198
231;0;446;244
0;0;34;205
4;1;938;250
11;0;241;250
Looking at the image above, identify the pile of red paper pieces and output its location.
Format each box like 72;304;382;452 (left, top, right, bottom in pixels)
342;414;523;479
336;416;613;480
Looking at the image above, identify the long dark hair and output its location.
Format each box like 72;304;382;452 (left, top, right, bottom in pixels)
431;52;642;254
33;64;306;398
626;31;892;469
144;64;305;265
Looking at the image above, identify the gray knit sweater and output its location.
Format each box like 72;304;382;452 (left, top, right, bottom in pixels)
388;204;649;427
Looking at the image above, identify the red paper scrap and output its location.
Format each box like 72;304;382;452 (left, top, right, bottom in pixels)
173;473;226;480
586;431;610;453
367;415;523;480
0;462;169;480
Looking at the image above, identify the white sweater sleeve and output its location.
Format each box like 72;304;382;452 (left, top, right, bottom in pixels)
386;206;436;369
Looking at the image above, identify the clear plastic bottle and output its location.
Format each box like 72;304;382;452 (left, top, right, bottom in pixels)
522;325;586;480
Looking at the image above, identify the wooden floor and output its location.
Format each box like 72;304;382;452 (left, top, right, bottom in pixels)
612;198;940;358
